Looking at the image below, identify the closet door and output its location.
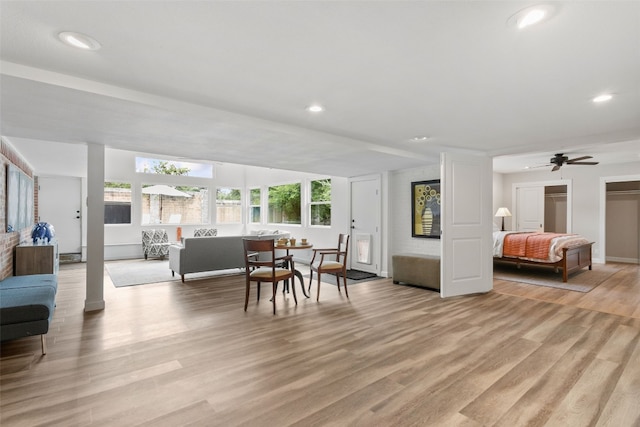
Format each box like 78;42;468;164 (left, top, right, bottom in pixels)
516;186;544;231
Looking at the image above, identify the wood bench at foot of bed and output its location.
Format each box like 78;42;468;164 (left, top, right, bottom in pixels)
392;253;440;291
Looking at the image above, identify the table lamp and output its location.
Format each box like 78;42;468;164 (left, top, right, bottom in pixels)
495;207;511;231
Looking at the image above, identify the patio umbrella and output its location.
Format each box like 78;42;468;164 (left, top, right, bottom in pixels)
142;185;192;223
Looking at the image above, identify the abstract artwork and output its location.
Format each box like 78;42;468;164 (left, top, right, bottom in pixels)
411;179;441;238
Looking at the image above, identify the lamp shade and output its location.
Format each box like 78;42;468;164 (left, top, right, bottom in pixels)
495;207;512;217
495;207;511;231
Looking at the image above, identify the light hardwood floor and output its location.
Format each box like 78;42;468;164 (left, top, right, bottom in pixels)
1;262;639;426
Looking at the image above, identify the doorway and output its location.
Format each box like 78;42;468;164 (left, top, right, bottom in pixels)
349;175;380;274
544;185;567;233
37;176;82;255
605;180;640;264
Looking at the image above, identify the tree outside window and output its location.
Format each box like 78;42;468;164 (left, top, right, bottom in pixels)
268;183;301;224
217;188;242;223
310;179;331;226
135;157;212;178
249;188;261;223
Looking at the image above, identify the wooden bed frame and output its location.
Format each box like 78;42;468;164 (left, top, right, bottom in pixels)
494;242;594;282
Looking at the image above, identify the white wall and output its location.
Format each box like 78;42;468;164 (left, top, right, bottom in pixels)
99;149;349;261
244;165;349;263
492;172;505;229
388;165;441;270
495;160;640;263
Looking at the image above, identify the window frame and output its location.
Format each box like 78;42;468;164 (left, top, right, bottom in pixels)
248;187;261;224
267;182;302;226
215;187;242;224
141;183;209;225
135;156;213;178
104;181;132;225
309;178;332;227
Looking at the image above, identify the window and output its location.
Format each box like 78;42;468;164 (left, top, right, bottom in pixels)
249;188;261;223
141;184;209;225
310;178;331;226
216;188;242;223
135;157;213;178
104;182;131;224
268;183;301;225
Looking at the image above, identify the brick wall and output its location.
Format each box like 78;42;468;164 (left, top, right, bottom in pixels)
1;138;34;280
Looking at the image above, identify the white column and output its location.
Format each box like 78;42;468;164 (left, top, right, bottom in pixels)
85;143;105;312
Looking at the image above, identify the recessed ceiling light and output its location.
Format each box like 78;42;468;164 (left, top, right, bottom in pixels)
507;4;557;30
58;31;101;51
409;136;430;143
592;94;613;103
306;104;324;113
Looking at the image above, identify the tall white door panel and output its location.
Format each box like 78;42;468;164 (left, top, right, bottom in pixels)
516;186;544;231
38;176;82;254
349;175;380;274
441;152;493;297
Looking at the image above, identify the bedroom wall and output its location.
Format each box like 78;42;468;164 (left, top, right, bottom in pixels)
497;160;640;263
492;172;505;229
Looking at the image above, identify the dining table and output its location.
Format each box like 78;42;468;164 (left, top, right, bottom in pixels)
275;242;313;298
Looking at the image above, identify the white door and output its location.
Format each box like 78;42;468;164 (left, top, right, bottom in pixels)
441;152;493;298
516;186;544;231
349;175;380;274
38;176;82;254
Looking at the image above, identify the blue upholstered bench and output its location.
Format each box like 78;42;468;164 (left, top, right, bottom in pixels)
0;274;58;355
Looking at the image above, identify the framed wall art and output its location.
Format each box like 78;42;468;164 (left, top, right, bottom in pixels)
411;179;441;238
6;164;34;232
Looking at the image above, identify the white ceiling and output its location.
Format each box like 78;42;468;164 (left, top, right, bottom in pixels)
1;1;639;177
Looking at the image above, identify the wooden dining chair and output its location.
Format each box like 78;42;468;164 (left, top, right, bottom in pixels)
243;239;296;314
308;233;350;301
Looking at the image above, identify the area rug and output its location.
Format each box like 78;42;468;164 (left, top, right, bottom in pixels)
337;269;380;281
105;259;241;287
493;262;620;293
304;269;384;286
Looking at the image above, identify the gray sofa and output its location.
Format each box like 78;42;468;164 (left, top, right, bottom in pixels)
169;232;288;282
0;273;58;355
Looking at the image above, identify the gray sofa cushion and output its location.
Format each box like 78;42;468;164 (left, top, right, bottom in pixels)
169;236;245;279
169;233;290;280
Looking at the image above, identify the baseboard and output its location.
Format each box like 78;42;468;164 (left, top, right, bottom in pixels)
606;256;640;264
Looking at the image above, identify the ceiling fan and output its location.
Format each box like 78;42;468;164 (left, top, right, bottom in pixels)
548;153;599;171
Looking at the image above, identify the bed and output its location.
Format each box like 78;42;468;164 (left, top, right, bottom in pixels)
493;231;593;282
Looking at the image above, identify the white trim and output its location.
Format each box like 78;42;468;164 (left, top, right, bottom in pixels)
348;174;382;274
599;174;640;264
